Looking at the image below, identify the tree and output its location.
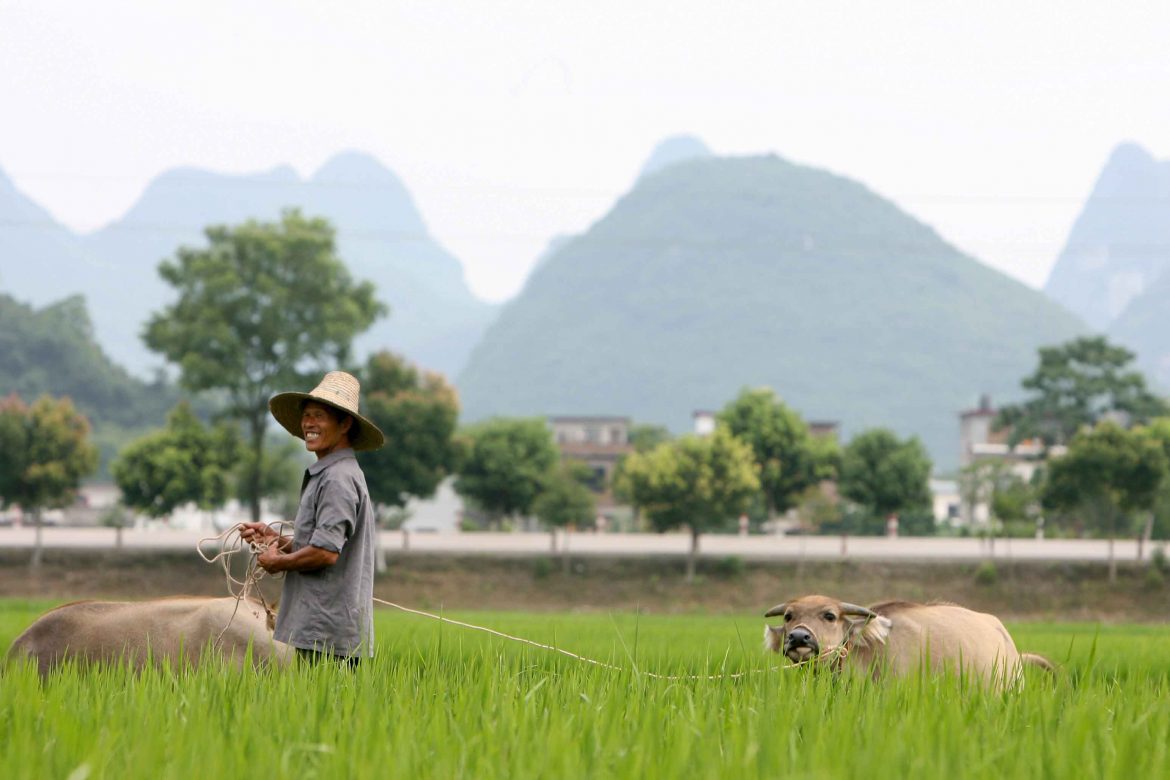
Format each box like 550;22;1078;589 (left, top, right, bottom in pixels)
0;394;99;570
360;351;461;509
1044;421;1168;582
717;387;837;519
628;423;672;453
453;418;560;527
143;210;385;522
532;461;597;568
111;402;241;521
996;336;1168;448
617;428;759;582
839;428;932;526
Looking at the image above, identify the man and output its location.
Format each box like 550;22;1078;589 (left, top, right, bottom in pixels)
240;371;385;664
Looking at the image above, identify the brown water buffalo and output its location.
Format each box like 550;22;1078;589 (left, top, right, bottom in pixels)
7;596;294;676
763;595;1053;687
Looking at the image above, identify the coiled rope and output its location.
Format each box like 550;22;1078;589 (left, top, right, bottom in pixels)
197;523;817;679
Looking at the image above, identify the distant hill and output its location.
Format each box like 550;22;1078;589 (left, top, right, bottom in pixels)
0;293;184;471
1044;143;1170;331
456;154;1087;470
636;135;712;181
1;153;497;378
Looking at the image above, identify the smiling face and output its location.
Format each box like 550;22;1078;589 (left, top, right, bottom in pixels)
301;400;353;459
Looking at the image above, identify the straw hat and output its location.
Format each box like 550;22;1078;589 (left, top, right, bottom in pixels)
268;371;385;451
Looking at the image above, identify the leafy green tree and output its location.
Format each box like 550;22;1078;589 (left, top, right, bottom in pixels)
996;336;1168;448
111;402;241;520
453;418;560;527
617;428;759;582
0;394;99;570
360;351;461;509
532;461;597;566
143;210;385;522
1043;421;1168;582
628;423;672;453
718;387;838;518
839;428;932;525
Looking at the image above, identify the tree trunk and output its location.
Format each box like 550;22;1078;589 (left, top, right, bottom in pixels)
249;413;266;524
549;528;557;554
839;533;847;558
561;529;571;575
1138;513;1154;562
686;529;700;583
1108;536;1117;584
115;524;124;551
30;509;43;572
376;532;388;574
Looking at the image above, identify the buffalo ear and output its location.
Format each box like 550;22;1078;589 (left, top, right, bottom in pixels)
763;625;784;653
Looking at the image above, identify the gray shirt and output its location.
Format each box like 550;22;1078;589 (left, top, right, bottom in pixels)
274;448;376;657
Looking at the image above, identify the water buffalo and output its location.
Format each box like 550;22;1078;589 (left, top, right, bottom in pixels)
7;596;294;676
764;595;1053;687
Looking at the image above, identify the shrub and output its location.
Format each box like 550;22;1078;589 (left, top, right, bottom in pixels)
532;557;552;579
712;555;745;578
1152;545;1169;574
974;561;998;587
1143;566;1165;590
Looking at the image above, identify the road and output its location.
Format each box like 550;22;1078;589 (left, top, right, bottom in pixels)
0;527;1157;563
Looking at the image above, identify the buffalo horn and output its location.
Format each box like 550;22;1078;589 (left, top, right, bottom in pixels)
839;602;877;619
763;603;788;618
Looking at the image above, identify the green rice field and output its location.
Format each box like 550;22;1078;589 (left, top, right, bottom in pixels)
2;600;1169;779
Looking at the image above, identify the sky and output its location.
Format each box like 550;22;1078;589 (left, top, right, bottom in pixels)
2;1;1169;303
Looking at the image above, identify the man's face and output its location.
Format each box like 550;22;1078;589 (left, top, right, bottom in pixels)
301;401;352;459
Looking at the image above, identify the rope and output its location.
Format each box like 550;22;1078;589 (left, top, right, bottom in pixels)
198;523;813;679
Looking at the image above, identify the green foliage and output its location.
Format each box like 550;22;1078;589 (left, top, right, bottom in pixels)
532;463;597;531
111;403;241;519
360;351;461;509
532;557;553;579
1043;421;1168;539
0;294;180;429
618;428;761;537
717;387;838;516
974;561;999;586
1152;545;1169;574
0;394;99;512
628;423;672;453
712;554;746;578
453;418;560;521
839;428;932;519
232;438;308;521
143;210;385;520
996;336;1168;447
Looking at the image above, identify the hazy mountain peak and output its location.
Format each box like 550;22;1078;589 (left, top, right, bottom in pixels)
1044;142;1170;331
312;150;404;184
636;135;712;181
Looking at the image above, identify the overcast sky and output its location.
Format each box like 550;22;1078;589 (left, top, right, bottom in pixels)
2;1;1168;302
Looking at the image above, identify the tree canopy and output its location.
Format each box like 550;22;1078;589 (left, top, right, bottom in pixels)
717;387;837;516
617;428;759;580
838;428;932;520
453;417;560;523
1042;420;1168;580
143;210;385;520
996;335;1168;448
0;393;99;568
360;351;461;510
111;402;241;519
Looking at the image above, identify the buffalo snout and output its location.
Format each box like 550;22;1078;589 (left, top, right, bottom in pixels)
784;626;820;660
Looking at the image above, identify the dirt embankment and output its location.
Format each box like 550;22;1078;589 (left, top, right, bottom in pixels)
2;549;1167;622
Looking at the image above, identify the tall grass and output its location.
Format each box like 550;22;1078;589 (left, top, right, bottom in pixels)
2;603;1168;778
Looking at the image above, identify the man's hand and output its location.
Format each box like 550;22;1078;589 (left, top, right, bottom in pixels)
240;522;279;547
257;539;284;573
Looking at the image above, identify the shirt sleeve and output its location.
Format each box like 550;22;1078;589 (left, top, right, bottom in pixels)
308;473;359;553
